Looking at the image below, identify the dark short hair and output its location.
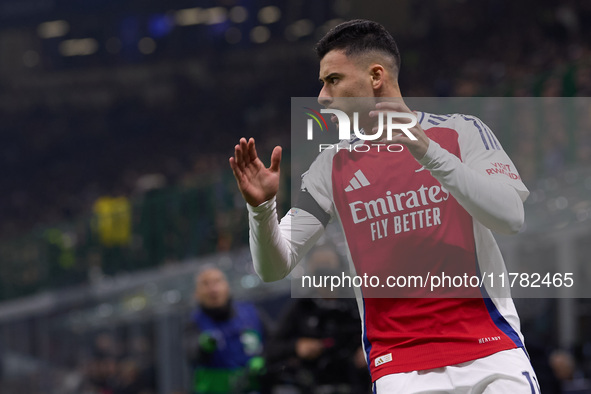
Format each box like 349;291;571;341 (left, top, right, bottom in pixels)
315;19;401;73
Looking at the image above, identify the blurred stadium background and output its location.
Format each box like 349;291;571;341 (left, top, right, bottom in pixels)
0;0;591;392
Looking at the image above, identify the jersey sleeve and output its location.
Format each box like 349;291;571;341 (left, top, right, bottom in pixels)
248;197;325;282
418;115;528;234
299;149;337;220
456;115;529;201
247;149;337;282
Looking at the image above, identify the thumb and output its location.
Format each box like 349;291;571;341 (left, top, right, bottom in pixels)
269;146;282;172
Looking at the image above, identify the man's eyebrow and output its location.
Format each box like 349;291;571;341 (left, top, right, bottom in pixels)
319;72;341;82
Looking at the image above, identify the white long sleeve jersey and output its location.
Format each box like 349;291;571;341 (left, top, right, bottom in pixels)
248;112;530;381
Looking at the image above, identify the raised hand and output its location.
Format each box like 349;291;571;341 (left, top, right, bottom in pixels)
369;100;430;160
229;137;282;207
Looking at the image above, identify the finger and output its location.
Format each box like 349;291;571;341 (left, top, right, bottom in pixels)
235;144;245;170
372;126;404;139
229;157;242;181
229;157;240;176
388;134;408;144
375;100;410;111
369;108;409;118
370;102;411;117
370;112;418;133
388;132;422;147
269;146;282;173
240;138;251;166
248;138;258;162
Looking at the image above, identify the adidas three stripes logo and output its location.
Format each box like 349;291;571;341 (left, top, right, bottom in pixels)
345;170;370;192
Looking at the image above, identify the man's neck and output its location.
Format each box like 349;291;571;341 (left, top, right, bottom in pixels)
375;81;402;98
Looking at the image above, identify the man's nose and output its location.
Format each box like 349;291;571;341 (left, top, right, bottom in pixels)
317;85;332;107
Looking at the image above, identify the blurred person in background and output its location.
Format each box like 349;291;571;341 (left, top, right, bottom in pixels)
549;350;591;394
80;332;156;394
112;358;154;394
186;266;267;393
83;332;122;392
265;245;370;393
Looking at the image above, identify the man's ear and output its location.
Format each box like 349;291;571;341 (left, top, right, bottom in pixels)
370;64;386;90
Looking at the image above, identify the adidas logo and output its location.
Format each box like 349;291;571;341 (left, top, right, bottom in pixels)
345;170;370;192
375;353;392;367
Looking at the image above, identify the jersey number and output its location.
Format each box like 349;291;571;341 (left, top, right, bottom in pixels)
521;371;540;394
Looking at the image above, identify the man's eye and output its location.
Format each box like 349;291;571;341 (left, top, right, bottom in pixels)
330;78;338;84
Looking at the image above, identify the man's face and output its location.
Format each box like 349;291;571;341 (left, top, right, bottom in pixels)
195;268;230;309
317;49;375;119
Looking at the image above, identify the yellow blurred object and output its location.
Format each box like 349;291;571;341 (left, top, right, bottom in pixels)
93;196;132;246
